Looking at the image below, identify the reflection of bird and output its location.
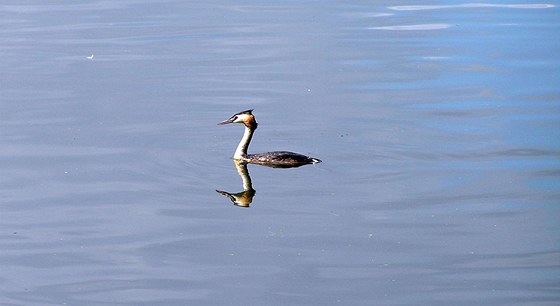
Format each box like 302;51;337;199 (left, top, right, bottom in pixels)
218;109;321;168
216;160;256;208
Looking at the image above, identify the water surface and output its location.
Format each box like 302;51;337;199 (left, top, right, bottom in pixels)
1;1;559;305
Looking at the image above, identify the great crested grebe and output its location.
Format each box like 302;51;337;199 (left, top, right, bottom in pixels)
218;109;321;168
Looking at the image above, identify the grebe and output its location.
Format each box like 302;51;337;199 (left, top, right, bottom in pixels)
218;109;321;168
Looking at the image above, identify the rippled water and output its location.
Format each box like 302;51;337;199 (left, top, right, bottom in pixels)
1;1;559;305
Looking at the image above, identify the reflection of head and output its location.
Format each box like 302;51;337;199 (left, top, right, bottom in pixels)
216;189;256;208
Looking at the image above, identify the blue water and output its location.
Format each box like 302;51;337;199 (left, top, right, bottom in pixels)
1;1;559;305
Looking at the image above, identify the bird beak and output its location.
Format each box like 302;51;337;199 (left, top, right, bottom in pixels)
218;117;235;125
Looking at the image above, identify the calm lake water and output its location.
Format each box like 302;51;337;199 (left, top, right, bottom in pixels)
1;1;559;305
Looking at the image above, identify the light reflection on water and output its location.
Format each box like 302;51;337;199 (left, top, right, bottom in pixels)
1;1;559;305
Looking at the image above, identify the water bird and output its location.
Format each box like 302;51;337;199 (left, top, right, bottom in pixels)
218;109;321;168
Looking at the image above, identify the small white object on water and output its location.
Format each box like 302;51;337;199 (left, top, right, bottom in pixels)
87;54;94;60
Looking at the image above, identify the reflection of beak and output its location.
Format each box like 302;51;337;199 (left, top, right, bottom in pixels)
218;118;234;125
216;189;236;202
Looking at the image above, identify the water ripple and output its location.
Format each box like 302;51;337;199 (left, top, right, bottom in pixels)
389;4;555;11
369;24;453;31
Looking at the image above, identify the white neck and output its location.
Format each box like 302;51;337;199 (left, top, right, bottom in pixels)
234;125;254;159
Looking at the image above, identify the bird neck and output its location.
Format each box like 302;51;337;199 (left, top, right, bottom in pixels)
234;125;255;159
